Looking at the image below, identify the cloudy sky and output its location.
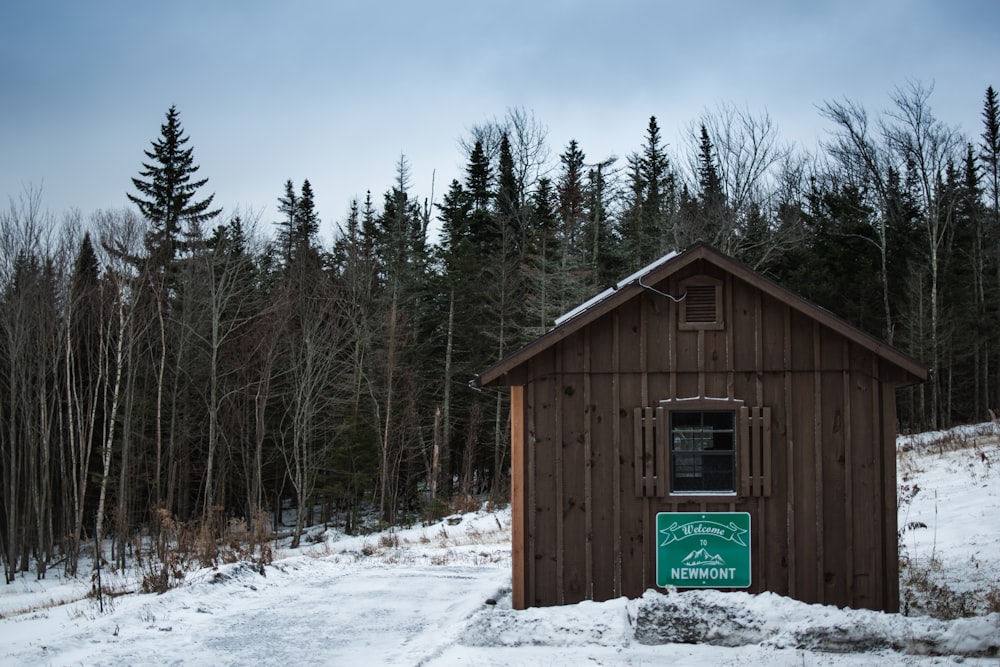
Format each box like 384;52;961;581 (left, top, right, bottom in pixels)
2;1;998;242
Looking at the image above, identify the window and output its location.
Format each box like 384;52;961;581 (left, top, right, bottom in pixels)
633;401;770;498
669;410;735;493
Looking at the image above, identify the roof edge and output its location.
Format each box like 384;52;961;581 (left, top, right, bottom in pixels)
477;242;928;387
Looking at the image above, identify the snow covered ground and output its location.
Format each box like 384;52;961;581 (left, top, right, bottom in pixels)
1;425;999;666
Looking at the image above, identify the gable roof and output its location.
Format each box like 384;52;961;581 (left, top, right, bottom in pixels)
475;242;928;387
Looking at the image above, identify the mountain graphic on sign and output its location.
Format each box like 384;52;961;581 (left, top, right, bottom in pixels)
681;548;726;567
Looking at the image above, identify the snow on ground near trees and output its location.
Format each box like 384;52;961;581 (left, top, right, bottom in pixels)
1;426;999;666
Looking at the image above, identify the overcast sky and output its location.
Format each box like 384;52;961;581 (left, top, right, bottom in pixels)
2;1;998;242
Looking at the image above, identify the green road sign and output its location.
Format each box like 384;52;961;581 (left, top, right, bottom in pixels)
656;512;751;588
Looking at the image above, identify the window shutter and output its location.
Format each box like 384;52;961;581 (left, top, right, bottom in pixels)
633;407;667;497
739;406;772;497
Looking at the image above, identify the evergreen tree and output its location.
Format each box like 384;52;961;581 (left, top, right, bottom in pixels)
497;134;520;220
940;147;987;421
582;157;622;287
295;179;320;254
275;179;320;266
981;86;1000;228
128;105;221;267
558;140;587;255
697;124;725;210
523;177;560;336
980;86;1000;412
677;124;731;249
620;116;677;265
276;179;298;265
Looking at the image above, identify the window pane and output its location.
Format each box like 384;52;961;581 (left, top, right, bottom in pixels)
711;430;734;452
669;409;735;493
703;411;734;431
673;426;713;452
671;411;703;428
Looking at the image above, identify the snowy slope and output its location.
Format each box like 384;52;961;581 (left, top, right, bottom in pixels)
1;426;999;666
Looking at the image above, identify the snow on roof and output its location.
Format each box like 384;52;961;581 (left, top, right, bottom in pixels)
553;250;680;327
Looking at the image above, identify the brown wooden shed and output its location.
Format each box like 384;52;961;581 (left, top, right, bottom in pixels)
475;242;927;612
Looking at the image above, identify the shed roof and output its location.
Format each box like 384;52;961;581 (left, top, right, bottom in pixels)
476;242;928;387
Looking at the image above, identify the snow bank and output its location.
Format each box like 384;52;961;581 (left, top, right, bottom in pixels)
631;589;1000;657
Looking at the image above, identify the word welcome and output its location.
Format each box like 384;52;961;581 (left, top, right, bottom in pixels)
659;520;749;547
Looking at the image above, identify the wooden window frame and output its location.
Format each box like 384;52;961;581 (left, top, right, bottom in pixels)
634;398;771;500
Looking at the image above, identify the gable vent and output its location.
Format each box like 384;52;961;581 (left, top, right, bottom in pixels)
684;284;718;323
679;278;723;330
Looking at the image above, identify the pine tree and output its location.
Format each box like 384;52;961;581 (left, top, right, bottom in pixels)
295;179;320;254
497;134;519;220
558;140;587;255
981;87;1000;225
620;116;677;265
683;124;735;251
276;179;298;265
128;106;221;268
980;86;1000;412
582;157;622;287
697;124;725;209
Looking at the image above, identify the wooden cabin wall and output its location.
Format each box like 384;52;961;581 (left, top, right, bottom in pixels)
515;260;901;612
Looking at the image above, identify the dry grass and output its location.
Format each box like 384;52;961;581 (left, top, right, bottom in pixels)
134;507;273;594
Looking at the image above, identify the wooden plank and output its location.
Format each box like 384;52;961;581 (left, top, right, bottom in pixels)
533;351;559;606
589;317;617;602
560;344;587;603
643;407;655;495
730;278;756;373
821;352;847;606
725;274;734;395
697;329;707;397
640;294;651;591
531;374;561;606
640;294;649;406
584;330;593;601
751;406;763;497
784;305;796;600
813;321;825;605
881;371;900;612
554;347;565;604
633;408;644;497
618;333;646;598
612;311;622;598
618;297;643;374
646;280;671;374
755;290;765;404
761;293;786;374
760;372;786;596
675;329;700;374
842;342;854;607
850;360;877;610
668;277;678;399
740;406;751;496
656;406;668;497
756;497;766;592
762;406;772;498
526;373;537;607
510;385;526;610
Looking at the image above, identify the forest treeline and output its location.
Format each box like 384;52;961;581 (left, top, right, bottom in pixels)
2;82;999;582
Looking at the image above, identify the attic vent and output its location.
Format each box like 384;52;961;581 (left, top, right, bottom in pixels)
679;278;723;330
684;285;717;322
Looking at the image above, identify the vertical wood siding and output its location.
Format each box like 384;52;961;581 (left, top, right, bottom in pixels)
514;261;903;612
